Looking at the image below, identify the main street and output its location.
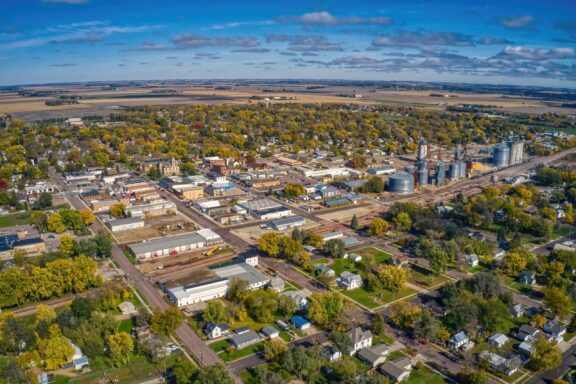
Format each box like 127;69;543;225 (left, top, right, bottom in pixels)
49;169;226;371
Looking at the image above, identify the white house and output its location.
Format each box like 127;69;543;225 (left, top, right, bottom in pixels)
205;323;230;340
449;331;469;350
281;291;308;310
464;253;479;267
347;327;373;356
487;333;510;348
339;271;363;291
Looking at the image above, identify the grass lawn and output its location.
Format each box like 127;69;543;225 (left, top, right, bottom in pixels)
72;354;169;384
219;342;263;362
279;330;293;342
210;339;230;353
343;285;417;309
118;318;135;333
0;212;32;227
354;246;392;264
468;264;487;274
351;355;371;372
405;367;449;384
332;258;361;275
406;264;450;288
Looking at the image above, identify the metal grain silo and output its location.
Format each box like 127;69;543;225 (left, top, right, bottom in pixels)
509;141;524;165
493;143;510;167
448;162;462;179
459;161;467;178
389;171;415;194
436;160;445;186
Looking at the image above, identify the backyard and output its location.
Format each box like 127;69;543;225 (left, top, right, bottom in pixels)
0;212;32;227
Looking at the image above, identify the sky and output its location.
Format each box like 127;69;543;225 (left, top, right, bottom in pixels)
0;0;575;87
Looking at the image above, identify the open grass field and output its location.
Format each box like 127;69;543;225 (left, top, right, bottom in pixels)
342;285;417;309
0;212;32;227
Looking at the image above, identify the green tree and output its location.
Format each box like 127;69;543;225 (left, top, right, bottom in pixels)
58;234;75;256
543;286;574;318
350;214;359;230
529;335;562;371
368;217;390;236
307;292;343;329
291;227;303;244
110;203;126;218
195;364;233;384
150;307;184;336
173;357;197;384
370;314;386;337
32;192;53;210
378;265;407;292
258;232;282;257
277;295;297;317
263;338;288;362
429;248;449;276
360;176;385;193
324;239;345;258
47;213;66;234
38;324;75;370
203;301;228;324
226;277;250;303
393;212;412;231
107;332;134;366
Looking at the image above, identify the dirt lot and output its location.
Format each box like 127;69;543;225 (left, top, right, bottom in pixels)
316;206;374;222
156;266;216;288
114;213;198;243
230;218;320;244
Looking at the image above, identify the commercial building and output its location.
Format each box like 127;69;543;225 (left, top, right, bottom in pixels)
0;234;45;259
127;230;222;259
125;200;176;218
106;217;145;232
239;199;292;220
176;186;204;201
140;157;180;176
24;182;56;195
296;167;360;179
367;166;396;176
270;216;305;231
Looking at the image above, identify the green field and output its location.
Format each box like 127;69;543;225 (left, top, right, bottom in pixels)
405;367;449;384
406;264;450;287
0;212;32;227
354;246;392;264
343;285;417;309
218;342;263;362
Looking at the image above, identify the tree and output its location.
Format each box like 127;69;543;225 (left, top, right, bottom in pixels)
479;299;510;333
330;359;358;383
393;212;412;232
368;217;390;236
350;214;359;230
150;307;184;336
378;265;407;292
324;239;345;258
258;232;282;258
173;356;197;384
280;346;315;380
32;192;53;210
291;228;303;244
47;213;66;234
413;309;438;342
110;203;126;218
263;338;288;361
307;292;344;329
529;335;562;371
195;364;233;384
370;314;386;337
303;231;324;249
94;231;112;258
360;176;385;193
203;301;228;324
283;184;306;199
465;370;489;384
37;324;75;370
429;248;449;276
280;237;305;263
58;234;75;256
107;332;134;366
503;251;528;277
36;304;56;324
277;295;297;317
533;313;547;329
226;277;250;303
80;209;95;226
332;331;352;355
389;301;421;330
543;286;574;318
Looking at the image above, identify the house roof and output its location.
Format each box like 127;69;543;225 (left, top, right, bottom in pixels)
261;326;279;337
357;344;389;364
451;331;468;343
229;331;261;347
380;361;408;379
291;315;310;327
488;333;509;345
348;327;372;345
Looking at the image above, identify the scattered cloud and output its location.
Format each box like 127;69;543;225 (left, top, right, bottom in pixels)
55;31;103;44
371;31;475;48
49;63;77;66
165;56;178;60
266;34;343;52
139;42;169;51
277;11;392;27
231;48;270;53
194;52;222;60
495;15;535;29
209;20;273;30
172;33;259;49
495;46;576;60
477;37;513;45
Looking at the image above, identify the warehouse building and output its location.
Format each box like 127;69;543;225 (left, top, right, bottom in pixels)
270;216;305;231
127;230;222;259
106;217;145;232
367;166;396;176
0;234;45;259
239;198;292;220
125;200;176;218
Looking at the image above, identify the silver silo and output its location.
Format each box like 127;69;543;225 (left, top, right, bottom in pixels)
436;160;446;186
389;171;415;194
493;143;511;167
448;162;462;179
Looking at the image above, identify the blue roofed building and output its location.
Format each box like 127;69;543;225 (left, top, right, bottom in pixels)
291;315;311;330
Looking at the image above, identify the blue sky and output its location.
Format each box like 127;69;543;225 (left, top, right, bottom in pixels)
0;0;575;87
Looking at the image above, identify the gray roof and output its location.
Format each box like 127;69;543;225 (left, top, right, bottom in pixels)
212;262;269;287
261;326;279;337
380;361;407;379
348;327;372;345
358;344;389;364
128;232;205;254
229;331;261;347
270;216;305;227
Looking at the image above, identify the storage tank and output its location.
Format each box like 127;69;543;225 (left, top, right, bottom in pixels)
459;161;467;178
389;171;415;194
405;164;415;174
493;143;510;167
436;160;445;186
509;141;524;165
417;167;428;186
448;162;462;180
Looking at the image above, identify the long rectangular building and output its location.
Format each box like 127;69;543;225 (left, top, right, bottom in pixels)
127;229;222;259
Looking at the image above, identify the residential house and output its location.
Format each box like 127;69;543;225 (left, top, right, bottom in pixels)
515;325;540;342
347;327;373;356
487;333;510;348
464;253;479;267
321;345;342;362
510;303;525;319
449;331;469;350
518;341;534;356
543;319;566;342
357;344;390;367
229;330;261;349
518;270;536;286
380;357;413;382
339;271;363;291
268;277;285;292
479;351;522;376
261;326;279;339
281;291;308;310
315;263;335;278
205;323;230;340
118;301;137;315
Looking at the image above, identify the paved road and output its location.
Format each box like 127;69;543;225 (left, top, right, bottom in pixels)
49;169;225;370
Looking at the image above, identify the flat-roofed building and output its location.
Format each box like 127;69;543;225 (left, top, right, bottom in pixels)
106;217;145;232
212;262;269;290
270;216;305;231
0;234;45;259
125;200;176;218
176;186;204;201
128;232;209;259
368;166;396;176
165;278;229;306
